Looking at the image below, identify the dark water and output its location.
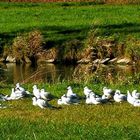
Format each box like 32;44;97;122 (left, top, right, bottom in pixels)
0;62;140;84
0;63;76;84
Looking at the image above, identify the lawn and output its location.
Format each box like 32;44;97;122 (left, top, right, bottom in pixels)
0;2;140;47
0;82;140;139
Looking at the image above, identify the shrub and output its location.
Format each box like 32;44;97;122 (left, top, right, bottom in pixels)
85;28;140;63
26;30;43;64
12;36;28;63
58;39;83;63
125;36;140;62
85;29;118;60
2;45;12;60
10;30;43;64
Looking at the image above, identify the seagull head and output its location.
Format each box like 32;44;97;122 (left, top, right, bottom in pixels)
33;85;37;89
16;83;20;87
103;86;107;91
84;86;88;90
32;97;37;101
127;90;131;95
41;89;45;92
67;86;71;90
62;94;67;97
132;90;137;94
115;90;120;95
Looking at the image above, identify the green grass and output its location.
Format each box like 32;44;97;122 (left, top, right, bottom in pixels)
1;82;140;139
0;2;140;47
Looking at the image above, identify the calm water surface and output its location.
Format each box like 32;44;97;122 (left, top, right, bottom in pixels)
0;63;76;84
0;62;140;84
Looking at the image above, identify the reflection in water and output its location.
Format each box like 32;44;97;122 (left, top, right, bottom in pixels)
0;63;76;84
0;63;140;84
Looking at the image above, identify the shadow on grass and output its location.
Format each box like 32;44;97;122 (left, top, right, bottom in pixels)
1;22;140;57
0;24;89;53
91;22;140;36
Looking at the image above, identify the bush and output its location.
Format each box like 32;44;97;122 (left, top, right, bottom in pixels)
9;30;43;64
85;28;140;63
125;36;140;62
12;36;28;63
27;30;43;64
57;39;83;63
85;29;118;60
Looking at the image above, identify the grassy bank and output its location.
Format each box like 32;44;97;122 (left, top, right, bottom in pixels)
0;2;140;48
1;104;140;140
0;82;140;139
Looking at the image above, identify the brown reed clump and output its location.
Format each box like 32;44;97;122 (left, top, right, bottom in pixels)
26;30;43;64
85;29;118;61
12;36;28;63
56;39;83;63
85;27;140;64
9;30;43;64
125;36;140;62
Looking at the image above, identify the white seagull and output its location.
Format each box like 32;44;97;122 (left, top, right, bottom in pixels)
40;89;51;100
7;88;24;100
103;87;114;99
15;83;25;92
113;90;127;103
84;86;96;99
58;94;71;105
86;93;102;105
127;90;136;105
84;86;93;97
32;97;52;109
133;100;140;107
66;86;77;98
66;86;79;103
132;90;140;99
85;93;94;104
33;85;41;99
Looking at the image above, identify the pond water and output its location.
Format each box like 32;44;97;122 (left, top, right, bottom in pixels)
0;63;76;84
0;62;140;84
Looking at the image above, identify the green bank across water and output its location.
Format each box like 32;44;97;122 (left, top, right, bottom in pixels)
0;2;140;47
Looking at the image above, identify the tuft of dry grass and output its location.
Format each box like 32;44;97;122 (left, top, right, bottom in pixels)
84;28;140;65
125;36;140;62
4;30;43;64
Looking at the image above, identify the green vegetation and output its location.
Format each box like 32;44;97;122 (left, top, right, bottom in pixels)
1;2;140;63
0;82;140;139
84;31;140;63
11;30;43;64
0;2;140;47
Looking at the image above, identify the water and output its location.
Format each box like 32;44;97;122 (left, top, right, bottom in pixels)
0;63;76;84
0;62;140;84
